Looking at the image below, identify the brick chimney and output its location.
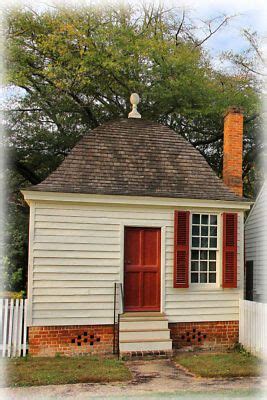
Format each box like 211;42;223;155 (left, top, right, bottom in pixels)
223;107;243;196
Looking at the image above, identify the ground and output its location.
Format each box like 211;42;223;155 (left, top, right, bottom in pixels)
1;358;265;399
174;351;262;378
1;356;131;387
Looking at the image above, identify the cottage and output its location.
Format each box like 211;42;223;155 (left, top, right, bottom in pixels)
245;183;267;302
22;95;251;357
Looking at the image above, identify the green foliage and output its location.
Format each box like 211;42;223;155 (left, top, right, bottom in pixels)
3;4;263;291
2;356;131;387
175;352;262;377
3;182;29;292
234;343;253;357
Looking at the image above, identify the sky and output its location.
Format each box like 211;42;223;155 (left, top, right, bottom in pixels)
182;0;265;56
0;0;266;102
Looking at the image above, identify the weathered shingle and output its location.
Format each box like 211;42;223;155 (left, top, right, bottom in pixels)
28;118;246;202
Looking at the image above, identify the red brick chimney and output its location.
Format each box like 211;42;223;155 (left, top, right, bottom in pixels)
223;107;243;196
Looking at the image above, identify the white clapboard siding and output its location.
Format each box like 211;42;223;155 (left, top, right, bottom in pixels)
33;266;119;274
34;243;119;251
166;300;239;309
34;258;119;266
239;300;267;357
33;294;113;303
35;229;119;237
32;317;114;326
245;184;267;302
1;299;28;358
33;287;114;295
29;201;244;326
34;236;120;244
35;281;116;288
32;302;114;310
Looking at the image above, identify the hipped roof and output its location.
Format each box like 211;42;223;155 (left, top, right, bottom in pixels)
29;118;246;202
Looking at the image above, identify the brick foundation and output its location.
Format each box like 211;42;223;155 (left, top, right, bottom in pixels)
169;321;239;350
28;325;114;357
29;321;239;356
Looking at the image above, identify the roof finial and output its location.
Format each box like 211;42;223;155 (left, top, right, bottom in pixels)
128;93;141;119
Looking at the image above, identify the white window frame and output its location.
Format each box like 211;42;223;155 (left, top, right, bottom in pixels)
189;212;221;289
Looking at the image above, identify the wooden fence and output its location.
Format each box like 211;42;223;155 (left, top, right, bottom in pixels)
0;299;28;358
239;299;267;357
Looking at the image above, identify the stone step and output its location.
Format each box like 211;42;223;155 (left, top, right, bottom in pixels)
120;316;167;322
120;312;167;322
120;319;169;331
121;312;165;318
119;339;173;353
120;329;170;341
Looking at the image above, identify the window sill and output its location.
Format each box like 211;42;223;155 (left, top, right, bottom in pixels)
189;284;221;291
188;284;240;291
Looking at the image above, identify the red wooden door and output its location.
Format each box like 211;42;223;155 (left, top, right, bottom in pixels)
124;227;161;312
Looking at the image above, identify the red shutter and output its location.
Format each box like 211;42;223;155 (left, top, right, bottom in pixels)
173;211;190;288
222;213;238;288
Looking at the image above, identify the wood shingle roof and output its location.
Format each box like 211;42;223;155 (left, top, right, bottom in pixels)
30;118;246;202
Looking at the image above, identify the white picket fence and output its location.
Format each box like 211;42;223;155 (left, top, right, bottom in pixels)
239;299;267;357
0;299;28;358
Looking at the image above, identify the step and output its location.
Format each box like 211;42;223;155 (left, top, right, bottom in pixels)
120;339;173;353
120;320;169;331
120;313;168;322
121;312;165;318
120;329;170;341
120;317;168;322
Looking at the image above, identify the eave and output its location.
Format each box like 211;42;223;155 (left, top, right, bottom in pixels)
21;190;253;211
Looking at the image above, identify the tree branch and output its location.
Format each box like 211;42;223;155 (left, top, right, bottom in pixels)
195;16;232;48
175;10;185;46
190;133;223;146
244;113;260;124
14;161;42;185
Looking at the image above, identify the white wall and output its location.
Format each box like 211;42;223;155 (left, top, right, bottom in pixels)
245;184;267;302
28;200;244;326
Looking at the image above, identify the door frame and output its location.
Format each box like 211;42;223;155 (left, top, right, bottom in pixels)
119;221;166;313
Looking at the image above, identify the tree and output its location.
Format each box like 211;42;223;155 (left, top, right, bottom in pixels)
3;4;262;291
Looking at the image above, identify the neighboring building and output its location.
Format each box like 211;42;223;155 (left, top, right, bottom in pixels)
22;95;251;357
245;183;267;302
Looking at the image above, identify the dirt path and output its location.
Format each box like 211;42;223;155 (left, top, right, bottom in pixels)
1;359;265;399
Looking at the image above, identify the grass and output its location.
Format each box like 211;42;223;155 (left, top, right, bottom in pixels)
0;355;132;387
174;351;263;378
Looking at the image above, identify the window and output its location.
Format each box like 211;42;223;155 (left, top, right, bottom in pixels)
191;213;218;284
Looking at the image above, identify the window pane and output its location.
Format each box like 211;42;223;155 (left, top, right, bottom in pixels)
200;261;207;271
201;215;208;225
209;261;216;271
192;225;200;235
192;237;199;247
209;251;216;260
190;214;218;285
193;214;200;224
201;238;208;248
210;215;217;225
200;250;208;260
201;226;208;236
210;226;217;236
209;273;216;283
191;250;199;260
191;261;199;271
200;273;207;283
209;238;217;248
